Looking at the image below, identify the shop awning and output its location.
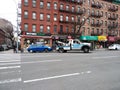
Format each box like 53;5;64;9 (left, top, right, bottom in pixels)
80;36;98;41
107;36;116;42
98;36;107;41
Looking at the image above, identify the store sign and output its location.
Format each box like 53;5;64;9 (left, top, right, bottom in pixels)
26;32;37;36
98;36;107;41
80;36;98;41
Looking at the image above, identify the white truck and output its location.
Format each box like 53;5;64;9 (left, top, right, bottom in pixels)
56;39;91;53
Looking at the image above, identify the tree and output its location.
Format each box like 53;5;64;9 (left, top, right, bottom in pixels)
72;11;90;38
0;18;14;47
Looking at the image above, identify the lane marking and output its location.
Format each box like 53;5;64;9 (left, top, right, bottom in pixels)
92;56;119;59
0;78;22;84
0;60;20;63
0;70;21;75
24;73;80;83
24;71;92;83
0;60;62;65
0;66;21;70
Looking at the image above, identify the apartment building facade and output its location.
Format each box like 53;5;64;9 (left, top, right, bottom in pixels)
20;0;120;47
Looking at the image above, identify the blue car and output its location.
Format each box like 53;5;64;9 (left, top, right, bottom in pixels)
27;44;52;53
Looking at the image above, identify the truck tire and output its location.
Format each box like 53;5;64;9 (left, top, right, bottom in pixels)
83;47;89;53
59;48;64;53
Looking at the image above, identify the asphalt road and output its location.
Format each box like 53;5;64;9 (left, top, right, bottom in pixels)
0;50;120;90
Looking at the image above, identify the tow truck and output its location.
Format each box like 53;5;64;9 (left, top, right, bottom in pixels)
56;39;91;53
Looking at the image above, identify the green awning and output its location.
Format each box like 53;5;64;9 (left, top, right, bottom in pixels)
80;36;98;41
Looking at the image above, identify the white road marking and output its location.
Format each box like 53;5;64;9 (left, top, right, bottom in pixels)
86;71;92;74
22;60;62;64
0;66;21;70
0;70;21;75
0;60;62;65
24;73;80;83
24;71;92;83
92;56;119;59
0;78;22;84
0;60;20;63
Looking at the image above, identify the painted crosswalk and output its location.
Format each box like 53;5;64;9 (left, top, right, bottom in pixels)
0;58;22;89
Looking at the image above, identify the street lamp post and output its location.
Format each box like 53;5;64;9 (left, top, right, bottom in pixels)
13;0;20;53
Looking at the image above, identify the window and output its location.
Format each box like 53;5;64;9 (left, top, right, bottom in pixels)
40;13;44;20
66;5;69;11
78;16;80;22
92;28;94;34
40;25;44;32
54;2;57;10
72;6;75;12
60;15;63;21
88;9;90;15
101;11;103;16
101;20;103;25
54;25;57;33
96;11;99;16
92;10;95;14
32;12;36;19
88;28;90;35
92;19;94;24
40;1;44;8
71;16;75;22
72;26;74;33
105;21;107;26
24;23;28;31
32;0;36;7
32;24;36;32
66;16;69;21
60;4;64;10
66;26;69;33
88;0;90;5
47;26;50;33
24;0;28;6
54;14;57;21
83;8;86;13
47;2;51;9
82;27;85;35
60;25;63;32
105;12;107;18
47;14;50;21
24;11;28;18
97;29;99;34
87;18;90;24
77;7;81;12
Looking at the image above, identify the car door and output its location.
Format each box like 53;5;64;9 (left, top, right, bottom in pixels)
72;41;82;50
37;44;45;52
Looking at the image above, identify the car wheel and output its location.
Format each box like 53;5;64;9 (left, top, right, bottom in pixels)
115;48;118;50
44;49;49;53
83;47;89;53
29;50;33;53
59;48;64;53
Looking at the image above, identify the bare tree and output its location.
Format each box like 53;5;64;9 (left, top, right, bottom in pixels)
72;10;90;38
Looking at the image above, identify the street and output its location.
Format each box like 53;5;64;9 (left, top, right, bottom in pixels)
0;50;120;90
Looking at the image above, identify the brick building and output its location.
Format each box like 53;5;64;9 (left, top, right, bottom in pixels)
20;0;120;47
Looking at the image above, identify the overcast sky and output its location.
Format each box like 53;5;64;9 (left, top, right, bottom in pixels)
0;0;20;27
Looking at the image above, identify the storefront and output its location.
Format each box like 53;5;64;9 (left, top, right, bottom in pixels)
107;36;116;46
20;35;52;49
80;36;98;50
98;36;107;48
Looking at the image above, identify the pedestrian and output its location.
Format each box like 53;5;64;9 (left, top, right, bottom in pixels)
13;44;17;53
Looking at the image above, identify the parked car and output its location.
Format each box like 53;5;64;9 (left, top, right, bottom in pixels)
27;44;52;53
0;44;9;51
108;44;120;50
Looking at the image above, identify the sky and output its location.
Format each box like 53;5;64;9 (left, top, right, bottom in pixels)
0;0;20;27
